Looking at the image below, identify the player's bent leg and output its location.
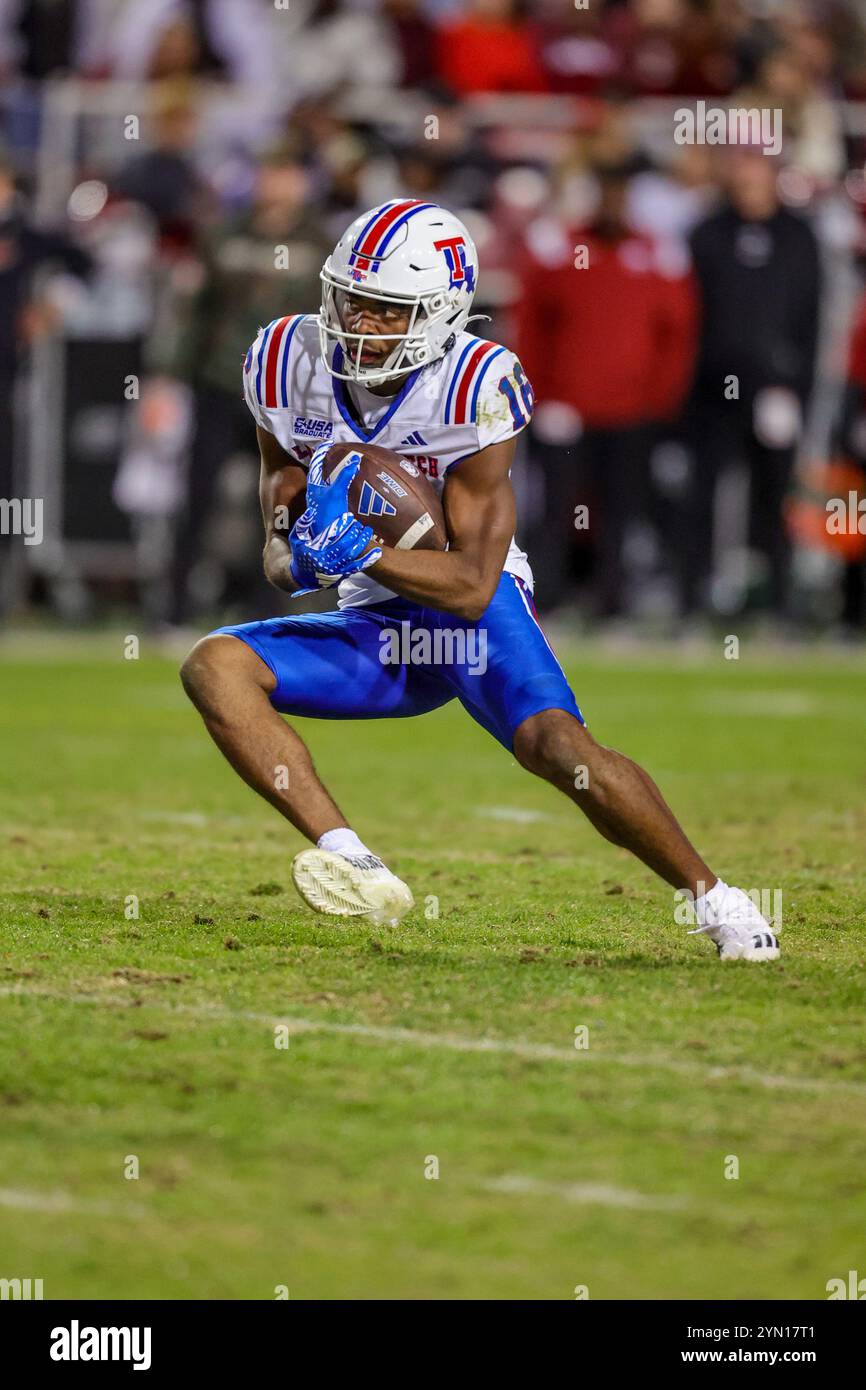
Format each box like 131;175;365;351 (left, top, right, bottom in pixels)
512;709;779;962
180;608;452;925
180;633;350;841
181;633;413;925
443;575;778;962
513;710;712;889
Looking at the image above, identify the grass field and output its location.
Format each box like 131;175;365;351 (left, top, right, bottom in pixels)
1;629;865;1300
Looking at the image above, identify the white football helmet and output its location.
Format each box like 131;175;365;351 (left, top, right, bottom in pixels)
319;200;479;385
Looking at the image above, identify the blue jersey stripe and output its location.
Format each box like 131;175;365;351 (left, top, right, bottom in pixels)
468;346;506;424
444;339;478;424
280;315;305;408
254;320;275;406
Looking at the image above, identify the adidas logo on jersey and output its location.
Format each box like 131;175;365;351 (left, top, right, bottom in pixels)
400;432;427;447
357;481;397;519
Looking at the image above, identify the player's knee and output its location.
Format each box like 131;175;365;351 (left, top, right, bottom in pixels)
180;634;259;709
180;637;219;707
514;709;592;781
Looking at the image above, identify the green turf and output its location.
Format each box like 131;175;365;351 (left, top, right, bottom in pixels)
1;631;864;1299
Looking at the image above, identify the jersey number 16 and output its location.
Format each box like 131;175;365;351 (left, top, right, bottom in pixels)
498;362;534;430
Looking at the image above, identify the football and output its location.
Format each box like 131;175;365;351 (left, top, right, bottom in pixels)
318;442;448;551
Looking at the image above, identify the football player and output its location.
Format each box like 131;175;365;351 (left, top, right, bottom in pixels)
181;199;779;960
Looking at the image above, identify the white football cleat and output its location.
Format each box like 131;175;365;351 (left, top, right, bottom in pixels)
689;885;780;961
291;848;414;927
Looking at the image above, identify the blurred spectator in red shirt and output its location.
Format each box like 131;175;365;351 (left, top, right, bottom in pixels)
620;0;736;97
518;163;697;429
437;0;548;97
531;0;622;96
517;158;698;614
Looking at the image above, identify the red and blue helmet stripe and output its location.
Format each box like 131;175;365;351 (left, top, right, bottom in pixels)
347;199;438;274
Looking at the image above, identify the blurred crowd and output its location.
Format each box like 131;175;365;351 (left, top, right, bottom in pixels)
2;0;866;635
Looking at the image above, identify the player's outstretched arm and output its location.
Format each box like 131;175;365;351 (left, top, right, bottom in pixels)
366;438;517;621
258;426;309;592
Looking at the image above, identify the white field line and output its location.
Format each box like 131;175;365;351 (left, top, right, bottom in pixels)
701;692;818;718
481;1175;689;1212
0;1187;147;1218
2;985;864;1097
1;1179;678;1220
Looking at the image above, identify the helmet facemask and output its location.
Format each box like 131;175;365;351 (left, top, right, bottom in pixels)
319;270;468;387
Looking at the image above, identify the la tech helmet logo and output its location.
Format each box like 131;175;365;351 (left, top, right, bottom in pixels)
434;236;475;292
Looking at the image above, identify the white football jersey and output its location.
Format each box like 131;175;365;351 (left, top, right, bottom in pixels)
242;315;535;607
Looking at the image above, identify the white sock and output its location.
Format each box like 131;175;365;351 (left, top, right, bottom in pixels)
693;877;728;927
317;827;373;859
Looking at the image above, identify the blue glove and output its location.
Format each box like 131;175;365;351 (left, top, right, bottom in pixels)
289;511;382;593
289;446;382;594
305;443;361;525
